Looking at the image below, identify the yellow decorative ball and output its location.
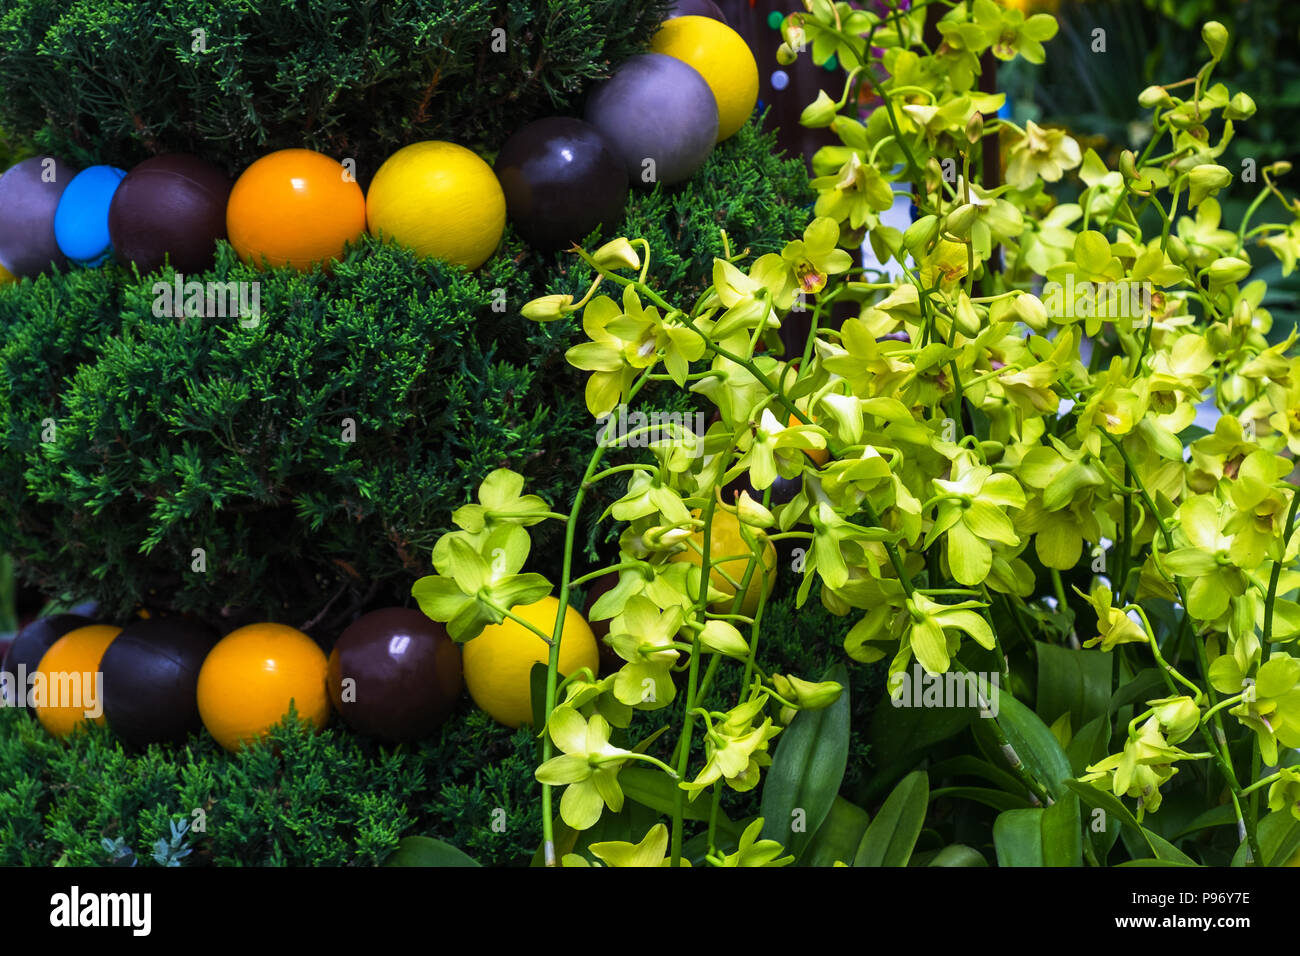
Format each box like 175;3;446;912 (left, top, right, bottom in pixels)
462;597;599;729
366;141;506;270
196;622;330;752
651;15;759;142
670;508;776;617
0;260;14;284
34;625;122;739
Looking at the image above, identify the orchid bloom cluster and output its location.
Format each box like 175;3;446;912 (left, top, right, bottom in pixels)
415;1;1300;865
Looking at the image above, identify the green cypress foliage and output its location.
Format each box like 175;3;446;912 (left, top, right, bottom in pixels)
0;0;675;174
0;117;811;629
0;580;870;867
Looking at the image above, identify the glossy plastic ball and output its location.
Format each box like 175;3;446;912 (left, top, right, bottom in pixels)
585;53;718;188
668;0;726;22
196;622;330;752
101;617;221;747
0;156;79;278
367;141;505;270
723;470;802;507
33;625;122;739
54;165;127;266
1;614;95;710
108;154;232;275
0;261;13;284
792;411;831;466
494;117;628;252
227;149;365;271
669;508;777;616
326;608;462;742
463;597;599;729
651;16;759;142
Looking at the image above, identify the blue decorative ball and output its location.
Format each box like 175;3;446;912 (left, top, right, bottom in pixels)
54;165;127;266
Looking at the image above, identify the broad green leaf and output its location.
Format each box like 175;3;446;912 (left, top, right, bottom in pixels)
930;786;1032;813
1109;668;1167;713
1065;714;1113;777
1037;643;1112;729
925;844;987;866
865;692;972;799
993;808;1044;866
926;755;1028;796
620;769;743;842
854;770;929;867
1117;858;1199;867
802;796;871;868
620;768;712;822
1142;828;1198;866
1265;814;1300;867
989;690;1073;799
1175;804;1238;840
760;663;850;860
1065;778;1152;851
1232;810;1300;866
1062;776;1121;863
1041;792;1083;867
385;836;480;867
1068;780;1197;864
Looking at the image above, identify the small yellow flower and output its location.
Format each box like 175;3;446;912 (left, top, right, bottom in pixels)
1006;120;1082;189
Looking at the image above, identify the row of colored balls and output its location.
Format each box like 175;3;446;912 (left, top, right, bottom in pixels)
0;15;758;283
0;608;461;750
0;595;604;750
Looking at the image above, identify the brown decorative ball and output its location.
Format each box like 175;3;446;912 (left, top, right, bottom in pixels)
327;608;462;742
108;154;233;275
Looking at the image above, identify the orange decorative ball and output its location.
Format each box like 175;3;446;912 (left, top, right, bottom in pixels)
226;149;366;270
791;412;830;466
196;622;330;752
34;625;122;739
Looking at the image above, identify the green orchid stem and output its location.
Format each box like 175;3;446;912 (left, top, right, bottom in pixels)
493;606;553;645
693;653;725;718
1240;772;1285;799
568;563;642;587
1199;693;1245;726
539;370;653;866
670;492;717;867
953;661;1053;807
1050;568;1069;610
979;585;1012;687
553;668;597;698
584;462;652;486
1253;480;1300;827
1262;482;1300;649
1125;604;1203;701
1128;708;1155;738
598;751;679;778
1237;179;1275;249
1107;432;1262;864
707;783;723;857
634;238;652;285
1117;464;1133;603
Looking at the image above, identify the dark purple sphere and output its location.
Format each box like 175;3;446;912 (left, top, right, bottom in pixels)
327;608;462;743
495;117;629;251
1;614;94;710
724;471;802;508
108;154;232;275
585;53;719;188
0;156;79;278
668;0;726;22
101;616;221;747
